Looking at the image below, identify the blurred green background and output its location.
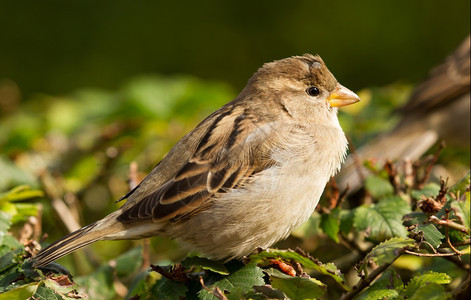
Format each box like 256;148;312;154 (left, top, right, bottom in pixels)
0;0;469;288
1;0;469;98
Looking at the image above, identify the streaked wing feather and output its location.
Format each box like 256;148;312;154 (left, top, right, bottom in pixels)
117;104;273;223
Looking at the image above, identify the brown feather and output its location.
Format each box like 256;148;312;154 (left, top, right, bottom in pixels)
118;103;274;222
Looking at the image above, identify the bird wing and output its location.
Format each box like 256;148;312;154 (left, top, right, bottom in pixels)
117;103;275;223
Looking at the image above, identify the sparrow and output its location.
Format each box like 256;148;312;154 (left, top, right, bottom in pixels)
32;54;360;267
337;36;470;193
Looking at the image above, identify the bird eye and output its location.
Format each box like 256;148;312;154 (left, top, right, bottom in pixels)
306;86;320;97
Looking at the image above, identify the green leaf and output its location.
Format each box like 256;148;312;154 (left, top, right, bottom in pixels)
320;208;340;243
0;185;44;202
403;271;451;298
198;264;265;300
451;197;470;232
339;209;355;235
403;212;427;227
11;203;39;224
354;196;410;241
114;246;143;278
0;282;39;300
0;202;17;220
364;237;414;266
268;268;326;300
0;211;12;236
249;249;350;291
0;236;21;256
0;248;22;274
0;267;22;291
408;284;450;300
152;277;188;300
33;284;63;300
126;271;154;299
0;157;38;191
412;224;445;249
75;265;115;300
449;172;470;194
365;175;394;198
182;256;230;275
43;276;80;296
355;269;403;300
0;252;16;274
411;183;441;200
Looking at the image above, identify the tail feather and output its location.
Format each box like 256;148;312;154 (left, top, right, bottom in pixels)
32;222;102;268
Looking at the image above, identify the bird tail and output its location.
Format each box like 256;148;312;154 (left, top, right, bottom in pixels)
32;213;123;268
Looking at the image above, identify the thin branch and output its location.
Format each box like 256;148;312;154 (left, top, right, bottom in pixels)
112;276;128;298
128;161;140;190
444;209;464;255
339;232;370;257
453;239;470;247
440;250;470;271
39;172;81;233
340;248;406;300
39;170;101;269
141;238;151;271
420;240;438;254
384;160;401;194
327;177;340;209
428;215;469;234
404;250;459;257
422;142;445;187
199;276;228;300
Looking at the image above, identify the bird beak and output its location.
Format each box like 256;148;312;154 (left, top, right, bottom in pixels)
326;84;360;107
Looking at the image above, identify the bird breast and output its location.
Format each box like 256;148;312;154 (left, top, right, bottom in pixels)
166;123;348;260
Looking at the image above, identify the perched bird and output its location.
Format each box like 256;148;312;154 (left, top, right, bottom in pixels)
337;36;470;193
33;54;359;267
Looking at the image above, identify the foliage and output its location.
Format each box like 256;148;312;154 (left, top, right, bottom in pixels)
0;76;469;299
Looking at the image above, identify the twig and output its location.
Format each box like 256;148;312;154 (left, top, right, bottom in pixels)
129;161;140;190
142;238;151;271
421;147;440;185
428;215;469;234
39;170;101;269
414;142;445;189
339;232;369;257
435;178;449;205
452;239;470;247
33;204;43;241
150;264;174;280
338;185;350;207
420;240;438;254
39;172;81;233
384;160;401;194
444;209;464;255
112;276;128;298
404;250;459;257
150;264;188;283
340;247;406;300
328;177;340;209
199;276;228;300
440;250;470;271
402;158;413;190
